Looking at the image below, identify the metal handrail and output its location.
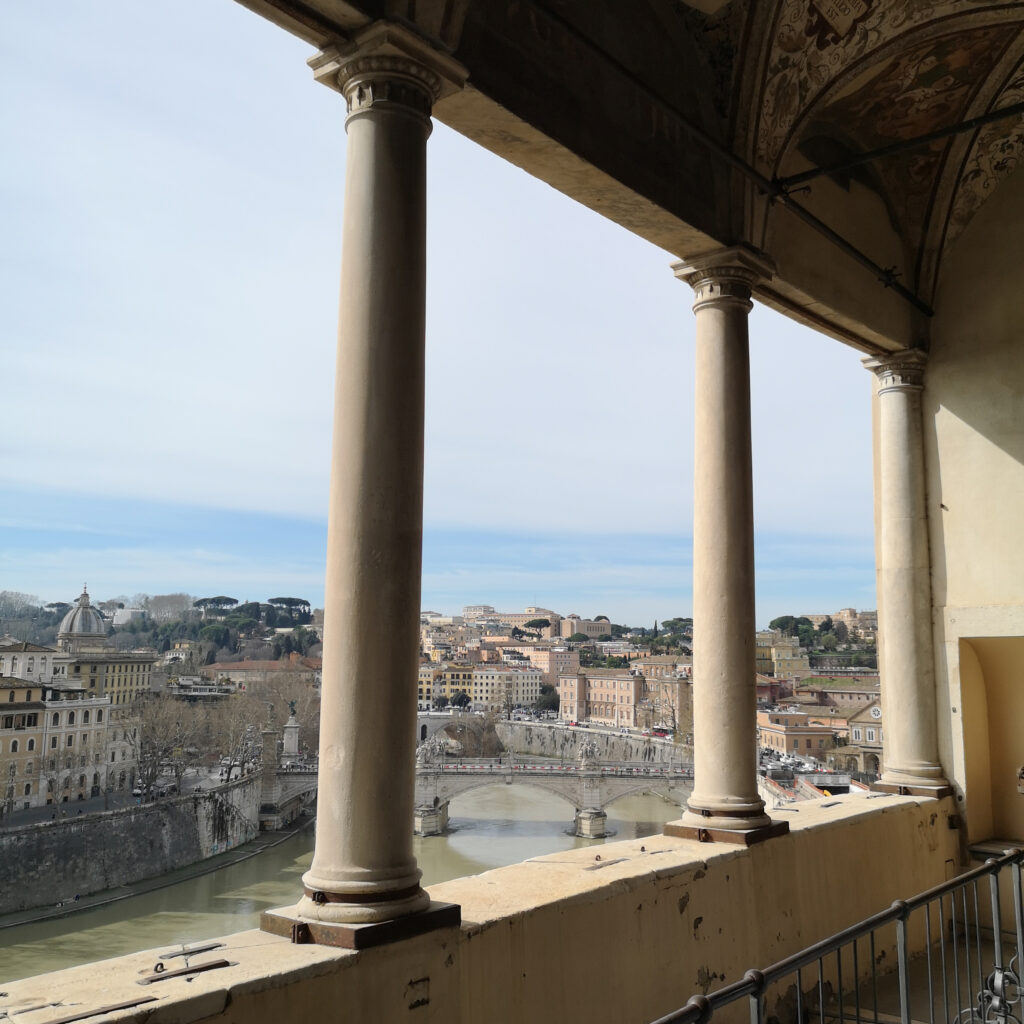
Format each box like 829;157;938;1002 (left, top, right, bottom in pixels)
651;847;1024;1024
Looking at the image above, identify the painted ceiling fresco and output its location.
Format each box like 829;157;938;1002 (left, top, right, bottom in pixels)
712;0;1024;295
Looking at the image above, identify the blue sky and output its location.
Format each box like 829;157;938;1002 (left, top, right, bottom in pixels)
0;1;876;626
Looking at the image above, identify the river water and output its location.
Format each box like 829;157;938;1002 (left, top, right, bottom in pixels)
0;787;681;983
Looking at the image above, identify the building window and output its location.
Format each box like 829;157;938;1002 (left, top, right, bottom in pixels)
97;709;103;723
25;761;32;775
27;738;34;751
83;710;90;724
7;692;13;703
68;711;76;726
10;740;18;753
51;736;57;749
867;729;876;742
853;728;862;741
52;712;59;727
67;735;74;747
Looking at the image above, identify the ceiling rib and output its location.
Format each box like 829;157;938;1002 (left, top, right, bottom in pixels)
777;98;1024;190
527;0;934;316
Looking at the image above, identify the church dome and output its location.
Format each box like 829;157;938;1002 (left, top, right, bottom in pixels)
58;587;107;639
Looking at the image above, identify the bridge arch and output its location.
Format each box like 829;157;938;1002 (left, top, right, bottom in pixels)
443;776;581;812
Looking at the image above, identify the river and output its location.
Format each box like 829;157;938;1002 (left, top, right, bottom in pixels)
0;787;681;983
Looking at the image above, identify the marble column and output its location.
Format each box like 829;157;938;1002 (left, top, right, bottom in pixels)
296;26;464;925
671;247;779;836
863;350;948;791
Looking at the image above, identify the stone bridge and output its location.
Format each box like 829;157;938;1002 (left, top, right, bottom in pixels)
414;754;693;837
259;766;318;829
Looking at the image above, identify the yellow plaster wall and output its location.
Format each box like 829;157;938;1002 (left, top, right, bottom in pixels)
925;167;1024;838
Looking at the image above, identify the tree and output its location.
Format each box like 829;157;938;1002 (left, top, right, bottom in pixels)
451;690;471;708
821;632;838;651
817;616;833;635
523;618;550;631
208;694;269;778
535;685;559;713
594;615;610;622
769;615;795;634
145;593;193;621
568;632;590;643
433;695;449;711
797;624;816;649
200;624;230;649
268;598;312;626
124;695;205;796
833;621;849;643
510;626;524;639
194;597;239;616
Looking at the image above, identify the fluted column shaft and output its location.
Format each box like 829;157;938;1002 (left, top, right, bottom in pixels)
864;350;948;789
297;31;454;925
674;248;773;832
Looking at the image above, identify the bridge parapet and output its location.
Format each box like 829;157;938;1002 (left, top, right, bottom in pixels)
414;758;693;838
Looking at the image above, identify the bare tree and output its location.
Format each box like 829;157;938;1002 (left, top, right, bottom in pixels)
207;693;270;779
124;695;205;796
148;593;194;621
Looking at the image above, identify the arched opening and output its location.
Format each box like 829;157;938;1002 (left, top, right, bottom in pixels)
421;724;428;741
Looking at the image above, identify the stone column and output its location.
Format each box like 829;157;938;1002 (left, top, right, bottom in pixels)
668;247;784;841
295;26;465;925
863;350;948;791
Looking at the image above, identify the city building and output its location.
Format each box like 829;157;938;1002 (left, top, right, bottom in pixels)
754;629;812;679
834;700;886;776
56;588;157;705
558;615;611;640
0;675;113;810
557;669;645;728
468;666;542;711
14;6;1024;1024
497;643;579;688
797;676;882;708
756;710;837;759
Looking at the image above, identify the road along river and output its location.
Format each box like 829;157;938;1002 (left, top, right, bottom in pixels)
0;786;681;982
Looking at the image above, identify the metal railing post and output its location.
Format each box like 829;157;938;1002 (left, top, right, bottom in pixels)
894;901;912;1024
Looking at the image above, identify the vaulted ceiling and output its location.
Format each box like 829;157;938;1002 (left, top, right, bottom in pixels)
237;0;1024;349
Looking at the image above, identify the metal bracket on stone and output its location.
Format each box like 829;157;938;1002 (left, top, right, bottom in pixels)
137;959;234;985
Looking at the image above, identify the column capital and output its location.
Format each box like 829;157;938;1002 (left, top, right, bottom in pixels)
309;22;467;116
672;246;775;313
862;348;927;394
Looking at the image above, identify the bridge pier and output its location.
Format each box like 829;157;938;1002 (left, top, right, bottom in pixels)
414;801;449;837
574;808;609;839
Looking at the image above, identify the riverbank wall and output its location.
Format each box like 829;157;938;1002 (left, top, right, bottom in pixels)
495;721;691;764
0;777;260;914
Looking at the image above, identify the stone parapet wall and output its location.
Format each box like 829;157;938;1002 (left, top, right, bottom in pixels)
495;721;691;764
1;795;961;1024
0;777;260;914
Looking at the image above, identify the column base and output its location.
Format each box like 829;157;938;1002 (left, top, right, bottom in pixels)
261;900;460;950
664;818;790;846
870;781;954;799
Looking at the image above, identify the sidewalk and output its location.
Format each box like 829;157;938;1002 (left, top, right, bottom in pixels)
0;813;314;930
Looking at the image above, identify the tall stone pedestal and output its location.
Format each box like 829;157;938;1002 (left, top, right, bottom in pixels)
575;809;608;838
414;802;449;837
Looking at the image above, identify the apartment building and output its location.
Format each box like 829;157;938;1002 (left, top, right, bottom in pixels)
756;710;836;758
468;667;542;712
0;676;114;810
558;615;611;640
557;669;645;728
